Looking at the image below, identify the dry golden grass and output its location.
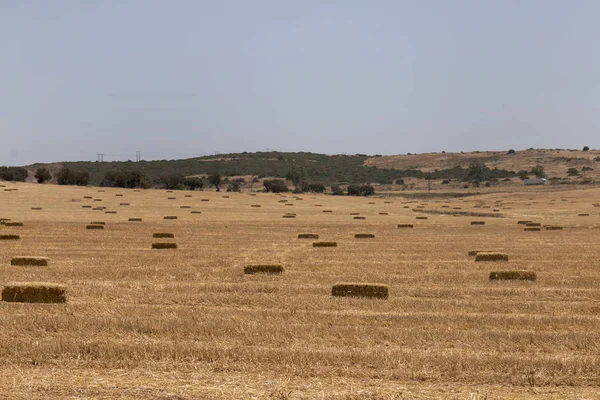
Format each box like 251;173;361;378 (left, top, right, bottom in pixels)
1;182;600;398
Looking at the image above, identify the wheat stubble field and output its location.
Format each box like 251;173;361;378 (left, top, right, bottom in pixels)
1;183;600;399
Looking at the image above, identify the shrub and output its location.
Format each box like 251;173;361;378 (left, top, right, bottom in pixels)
34;168;52;183
227;182;241;192
582;166;593;172
308;183;326;193
263;179;289;193
517;170;530;180
331;185;344;196
567;167;579;176
507;149;515;154
583;146;590;151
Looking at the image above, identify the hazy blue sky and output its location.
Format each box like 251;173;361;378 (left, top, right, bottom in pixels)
1;1;599;165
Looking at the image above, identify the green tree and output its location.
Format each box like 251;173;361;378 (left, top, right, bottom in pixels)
56;168;88;186
285;164;308;193
208;174;222;191
0;166;28;181
467;161;488;182
583;146;590;151
34;168;52;183
347;185;360;196
359;184;375;196
160;173;185;190
184;177;204;190
531;165;546;178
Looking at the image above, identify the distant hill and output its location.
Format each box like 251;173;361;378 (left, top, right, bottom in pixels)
20;148;600;187
365;148;600;180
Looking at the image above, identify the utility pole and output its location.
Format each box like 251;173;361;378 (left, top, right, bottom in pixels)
97;153;105;162
136;151;141;162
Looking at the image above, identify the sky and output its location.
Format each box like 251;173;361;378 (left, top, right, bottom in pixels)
1;0;599;166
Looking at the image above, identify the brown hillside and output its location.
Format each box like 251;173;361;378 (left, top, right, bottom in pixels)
365;148;600;179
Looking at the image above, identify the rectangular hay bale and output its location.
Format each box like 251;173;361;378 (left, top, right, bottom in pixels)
152;242;178;249
489;271;536;281
153;233;174;238
0;234;20;240
243;265;284;274
475;252;508;262
11;257;48;266
2;283;67;303
313;242;337;247
331;283;388;299
298;233;319;239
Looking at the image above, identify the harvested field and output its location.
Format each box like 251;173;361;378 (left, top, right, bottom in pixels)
1;182;600;399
